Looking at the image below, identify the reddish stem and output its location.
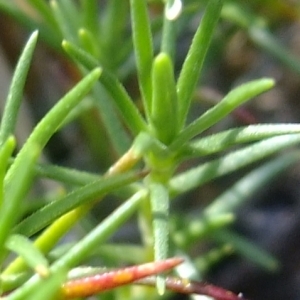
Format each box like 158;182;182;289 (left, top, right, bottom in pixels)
60;257;247;300
61;257;183;298
137;276;247;300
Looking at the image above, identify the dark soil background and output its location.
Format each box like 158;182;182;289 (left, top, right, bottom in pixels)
0;2;300;300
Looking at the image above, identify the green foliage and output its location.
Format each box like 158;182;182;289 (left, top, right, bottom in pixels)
0;0;299;299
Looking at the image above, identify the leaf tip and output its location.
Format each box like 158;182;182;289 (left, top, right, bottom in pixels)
61;40;68;48
156;275;166;295
36;265;50;278
165;0;183;21
31;30;39;40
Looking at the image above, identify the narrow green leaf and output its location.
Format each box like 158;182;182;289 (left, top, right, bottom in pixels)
81;0;98;36
58;96;94;128
161;0;182;58
101;0;128;69
53;190;146;273
1;70;101;259
175;152;299;249
5;234;49;276
0;31;38;147
170;133;300;195
151;53;178;145
4;171;145;276
101;0;128;41
177;0;223;129
182;124;300;158
161;17;177;61
14;171;143;237
5;191;146;300
62;39;99;68
150;183;169;295
204;152;300;217
62;41;148;135
171;78;275;151
78;28;98;57
130;0;153;117
5;68;101;188
34;162;100;186
50;0;78;41
100;70;149;135
92;83;131;156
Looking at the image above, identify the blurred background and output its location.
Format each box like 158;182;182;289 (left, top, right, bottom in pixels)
0;1;300;299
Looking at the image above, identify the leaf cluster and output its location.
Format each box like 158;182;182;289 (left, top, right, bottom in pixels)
0;0;299;299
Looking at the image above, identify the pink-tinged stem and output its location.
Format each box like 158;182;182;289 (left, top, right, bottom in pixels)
61;257;183;299
138;276;247;300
